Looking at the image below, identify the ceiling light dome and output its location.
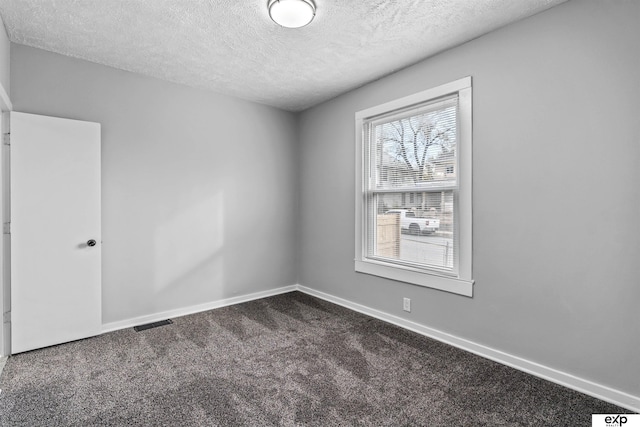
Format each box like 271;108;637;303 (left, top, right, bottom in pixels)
268;0;316;28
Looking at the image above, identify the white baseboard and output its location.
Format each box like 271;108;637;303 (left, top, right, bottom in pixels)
296;285;640;413
101;285;297;334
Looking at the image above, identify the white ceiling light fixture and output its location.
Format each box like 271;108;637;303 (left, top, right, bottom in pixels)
268;0;316;28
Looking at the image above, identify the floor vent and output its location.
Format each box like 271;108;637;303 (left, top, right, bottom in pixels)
134;319;173;332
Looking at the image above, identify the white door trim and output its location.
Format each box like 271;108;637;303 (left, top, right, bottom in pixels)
0;84;10;357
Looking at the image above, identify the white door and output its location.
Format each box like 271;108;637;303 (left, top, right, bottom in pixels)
10;112;101;354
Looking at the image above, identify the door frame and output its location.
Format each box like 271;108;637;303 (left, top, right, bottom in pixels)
0;82;12;358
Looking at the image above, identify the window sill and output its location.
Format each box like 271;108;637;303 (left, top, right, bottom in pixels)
354;259;474;297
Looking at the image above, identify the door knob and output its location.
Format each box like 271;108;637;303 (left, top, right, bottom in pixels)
87;239;97;247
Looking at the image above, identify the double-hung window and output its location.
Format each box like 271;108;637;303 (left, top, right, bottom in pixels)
355;77;473;296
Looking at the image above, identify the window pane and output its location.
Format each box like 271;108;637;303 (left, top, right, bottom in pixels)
374;100;457;190
370;191;454;271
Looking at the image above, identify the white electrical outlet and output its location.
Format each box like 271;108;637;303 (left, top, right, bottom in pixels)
403;297;411;312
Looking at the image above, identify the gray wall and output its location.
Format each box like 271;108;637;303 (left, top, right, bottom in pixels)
11;45;298;324
298;0;640;396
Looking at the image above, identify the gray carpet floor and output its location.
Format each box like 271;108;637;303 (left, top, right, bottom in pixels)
0;291;631;426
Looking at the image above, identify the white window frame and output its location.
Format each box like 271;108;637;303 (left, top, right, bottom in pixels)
355;77;474;297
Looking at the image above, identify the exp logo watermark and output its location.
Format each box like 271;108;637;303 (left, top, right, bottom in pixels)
592;414;640;427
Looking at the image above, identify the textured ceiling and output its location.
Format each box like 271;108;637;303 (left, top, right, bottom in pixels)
0;0;566;112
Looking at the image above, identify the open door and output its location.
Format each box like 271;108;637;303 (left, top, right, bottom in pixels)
10;112;101;354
